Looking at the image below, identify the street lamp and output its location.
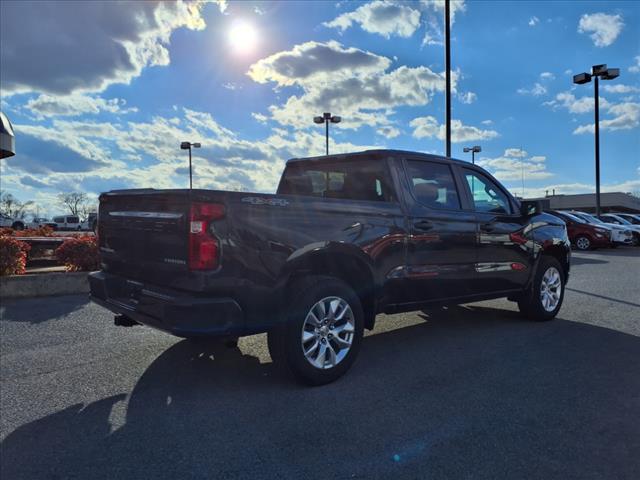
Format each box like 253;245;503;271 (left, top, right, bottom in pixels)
463;145;481;164
180;141;201;189
313;112;341;155
573;64;619;216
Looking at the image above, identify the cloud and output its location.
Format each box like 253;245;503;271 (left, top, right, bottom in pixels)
248;41;448;130
324;0;421;38
504;148;528;158
630;56;640;74
25;94;137;118
573;102;640;134
539;72;555;80
3;108;380;199
420;0;467;24
577;12;624;47
0;1;207;96
419;0;467;47
544;91;608;114
602;84;640;94
458;91;477;104
410;116;499;143
376;126;401;138
481;119;493;125
7;133;109;174
517;83;547;96
528;16;539;26
248;41;390;86
477;150;553;181
251;112;269;124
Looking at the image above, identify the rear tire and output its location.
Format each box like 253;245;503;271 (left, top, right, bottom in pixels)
518;256;565;322
574;235;591;251
11;222;24;231
267;275;364;386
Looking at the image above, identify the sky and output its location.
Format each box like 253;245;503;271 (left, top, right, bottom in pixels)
0;0;639;215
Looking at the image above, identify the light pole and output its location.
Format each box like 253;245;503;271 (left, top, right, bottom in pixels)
573;64;619;216
463;145;481;164
313;112;341;155
180;141;201;189
444;0;451;157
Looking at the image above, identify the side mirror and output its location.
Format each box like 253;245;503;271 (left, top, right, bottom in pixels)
520;200;541;216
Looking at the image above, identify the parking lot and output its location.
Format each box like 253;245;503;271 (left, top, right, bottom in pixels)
1;248;639;480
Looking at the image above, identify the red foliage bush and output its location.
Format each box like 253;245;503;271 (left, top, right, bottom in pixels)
55;236;99;272
0;226;56;237
0;236;31;276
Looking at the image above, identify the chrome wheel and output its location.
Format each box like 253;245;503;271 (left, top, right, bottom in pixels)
540;267;562;312
301;296;355;370
575;237;590;250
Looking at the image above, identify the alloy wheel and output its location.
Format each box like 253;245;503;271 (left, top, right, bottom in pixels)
540;267;562;312
301;296;355;370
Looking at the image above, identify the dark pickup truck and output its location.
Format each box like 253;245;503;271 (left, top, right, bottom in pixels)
90;150;570;385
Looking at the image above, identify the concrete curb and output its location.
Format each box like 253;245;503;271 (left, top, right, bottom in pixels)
0;272;89;299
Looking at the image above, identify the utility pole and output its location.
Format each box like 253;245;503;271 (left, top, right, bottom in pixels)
444;0;452;157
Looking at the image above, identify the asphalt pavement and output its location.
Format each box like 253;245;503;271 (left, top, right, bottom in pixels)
1;248;639;479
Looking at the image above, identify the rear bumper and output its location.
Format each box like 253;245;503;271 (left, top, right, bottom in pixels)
89;271;244;337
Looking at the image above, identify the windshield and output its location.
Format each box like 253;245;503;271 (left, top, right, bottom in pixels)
576;212;603;224
605;214;631;225
558;211;585;223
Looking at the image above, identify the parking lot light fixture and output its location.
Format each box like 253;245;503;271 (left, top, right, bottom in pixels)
463;145;481;164
314;112;341;155
572;63;620;216
181;141;201;189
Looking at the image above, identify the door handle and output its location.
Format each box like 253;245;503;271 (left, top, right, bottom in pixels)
480;223;496;233
414;220;433;231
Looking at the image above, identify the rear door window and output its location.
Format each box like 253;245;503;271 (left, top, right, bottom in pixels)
278;158;395;202
406;160;461;210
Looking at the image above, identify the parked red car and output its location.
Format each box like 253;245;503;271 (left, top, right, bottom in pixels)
546;210;612;250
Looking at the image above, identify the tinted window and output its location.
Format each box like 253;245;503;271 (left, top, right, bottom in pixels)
67;216;79;223
406;160;461;210
464;170;512;214
278;159;395;202
53;217;64;223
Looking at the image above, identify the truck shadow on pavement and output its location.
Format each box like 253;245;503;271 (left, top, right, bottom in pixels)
2;305;639;479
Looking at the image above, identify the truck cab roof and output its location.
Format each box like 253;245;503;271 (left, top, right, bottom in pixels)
286;149;469;167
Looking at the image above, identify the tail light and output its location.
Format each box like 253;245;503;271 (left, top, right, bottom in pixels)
189;202;225;270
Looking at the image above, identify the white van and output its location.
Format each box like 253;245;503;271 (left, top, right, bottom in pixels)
52;215;82;230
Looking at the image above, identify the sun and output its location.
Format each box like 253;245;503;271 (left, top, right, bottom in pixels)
228;21;258;55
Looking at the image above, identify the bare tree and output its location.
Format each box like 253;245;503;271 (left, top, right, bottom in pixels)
0;191;34;219
57;192;88;218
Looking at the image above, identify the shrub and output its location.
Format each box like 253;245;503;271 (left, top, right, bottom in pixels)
0;226;56;237
55;236;99;272
15;226;56;237
0;236;31;276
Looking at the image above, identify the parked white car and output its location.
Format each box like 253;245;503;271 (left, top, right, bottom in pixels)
599;213;640;246
52;215;82;230
0;213;26;230
569;211;633;246
615;213;640;225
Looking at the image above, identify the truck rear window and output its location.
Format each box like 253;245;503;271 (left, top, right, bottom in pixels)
278;158;395;202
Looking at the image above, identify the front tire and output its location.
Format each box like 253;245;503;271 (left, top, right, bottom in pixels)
11;222;24;231
268;276;364;386
518;257;565;321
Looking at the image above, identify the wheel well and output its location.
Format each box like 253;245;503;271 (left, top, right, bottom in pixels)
542;245;570;278
285;252;377;330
